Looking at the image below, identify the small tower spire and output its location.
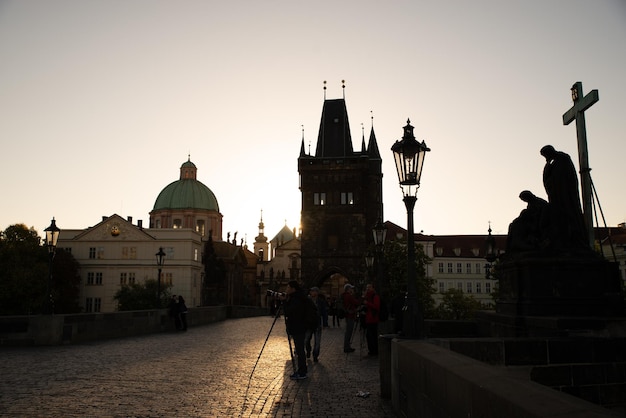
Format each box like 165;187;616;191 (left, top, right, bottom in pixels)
299;125;306;156
361;122;366;152
323;80;327;100
342;79;345;99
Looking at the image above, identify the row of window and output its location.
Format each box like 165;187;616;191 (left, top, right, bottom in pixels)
437;281;492;294
438;262;485;274
87;247;187;260
86;272;173;286
313;192;354;206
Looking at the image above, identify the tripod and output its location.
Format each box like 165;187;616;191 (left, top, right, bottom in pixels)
241;303;295;417
249;303;295;381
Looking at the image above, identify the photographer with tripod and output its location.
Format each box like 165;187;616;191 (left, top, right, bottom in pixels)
278;280;309;380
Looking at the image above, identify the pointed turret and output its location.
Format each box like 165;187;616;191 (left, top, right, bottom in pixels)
315;99;354;157
367;127;381;159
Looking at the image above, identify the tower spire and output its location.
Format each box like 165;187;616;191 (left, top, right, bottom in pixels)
342;79;345;99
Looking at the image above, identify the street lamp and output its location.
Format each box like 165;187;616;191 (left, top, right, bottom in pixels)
44;218;60;315
365;251;375;283
155;247;166;308
484;223;497;280
391;119;430;338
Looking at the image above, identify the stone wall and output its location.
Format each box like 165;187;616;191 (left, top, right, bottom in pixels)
0;306;268;346
385;338;619;418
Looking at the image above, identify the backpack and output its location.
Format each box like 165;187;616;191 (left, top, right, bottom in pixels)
305;297;320;331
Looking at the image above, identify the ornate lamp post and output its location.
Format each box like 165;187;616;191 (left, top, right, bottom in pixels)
44;218;60;315
155;247;166;308
391;119;430;338
484;223;497;280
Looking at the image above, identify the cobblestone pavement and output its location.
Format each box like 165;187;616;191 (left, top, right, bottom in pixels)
0;316;397;417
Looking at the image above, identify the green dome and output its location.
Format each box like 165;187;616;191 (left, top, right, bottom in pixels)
153;179;220;211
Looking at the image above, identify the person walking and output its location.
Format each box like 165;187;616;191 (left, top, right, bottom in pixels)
305;287;323;362
363;283;380;356
341;283;359;353
281;280;309;380
178;295;188;331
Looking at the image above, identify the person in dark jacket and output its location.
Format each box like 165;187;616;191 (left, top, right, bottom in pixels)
177;295;188;331
305;287;323;362
341;283;360;353
281;280;308;380
363;283;380;356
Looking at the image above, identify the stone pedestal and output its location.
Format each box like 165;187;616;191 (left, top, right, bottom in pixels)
496;256;623;317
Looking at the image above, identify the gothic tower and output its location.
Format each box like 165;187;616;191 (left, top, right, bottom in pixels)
298;87;383;287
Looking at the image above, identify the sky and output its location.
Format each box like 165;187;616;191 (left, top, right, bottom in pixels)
1;1;625;244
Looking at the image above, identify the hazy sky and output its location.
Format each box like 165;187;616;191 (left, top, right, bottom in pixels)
1;1;625;244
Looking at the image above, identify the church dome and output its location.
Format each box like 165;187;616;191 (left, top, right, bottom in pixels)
152;159;220;212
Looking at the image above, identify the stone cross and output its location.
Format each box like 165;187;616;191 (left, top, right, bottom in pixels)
562;81;599;248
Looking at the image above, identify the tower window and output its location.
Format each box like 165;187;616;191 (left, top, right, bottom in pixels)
314;193;326;206
340;192;353;205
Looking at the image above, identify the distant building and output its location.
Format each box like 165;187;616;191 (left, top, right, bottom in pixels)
58;159;255;313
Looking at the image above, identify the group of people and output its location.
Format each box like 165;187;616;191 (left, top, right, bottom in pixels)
279;280;382;380
168;294;188;331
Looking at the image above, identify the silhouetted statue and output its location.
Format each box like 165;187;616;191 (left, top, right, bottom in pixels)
506;190;548;251
540;145;587;250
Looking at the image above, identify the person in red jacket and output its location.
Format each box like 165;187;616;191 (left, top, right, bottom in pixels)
363;283;380;356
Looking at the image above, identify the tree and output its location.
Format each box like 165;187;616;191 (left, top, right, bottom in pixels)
381;238;436;319
434;288;484;320
0;224;81;315
114;279;172;311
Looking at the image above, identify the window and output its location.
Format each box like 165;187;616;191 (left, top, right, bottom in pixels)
128;273;136;284
476;282;482;293
475;263;482;274
466;282;472;293
94;298;101;312
96;272;103;285
456;263;462;274
86;298;93;312
165;273;173;286
122;247;137;260
447;263;453;273
314;192;326;205
340;192;353;205
120;273;127;285
87;272;94;285
438;262;444;273
466;263;472;274
438;282;444;292
89;247;96;259
457;282;463;290
194;248;198;261
97;247;104;259
485;282;491;294
173;219;182;228
196;220;205;235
